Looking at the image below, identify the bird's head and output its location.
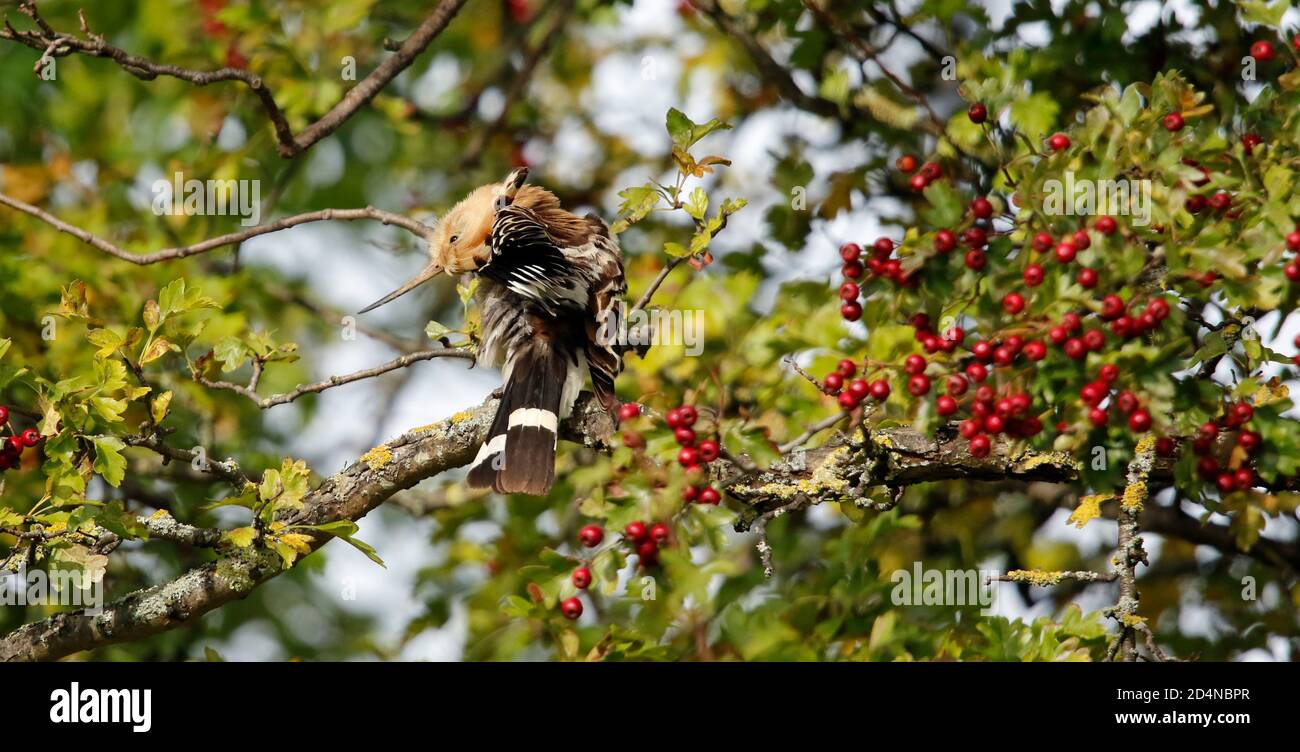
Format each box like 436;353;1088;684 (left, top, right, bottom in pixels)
358;168;529;314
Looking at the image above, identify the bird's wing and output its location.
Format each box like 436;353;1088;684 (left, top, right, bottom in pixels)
483;204;588;312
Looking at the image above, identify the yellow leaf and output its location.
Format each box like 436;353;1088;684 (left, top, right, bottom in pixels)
225;526;257;548
278;532;314;555
151;391;173;424
139;337;174;365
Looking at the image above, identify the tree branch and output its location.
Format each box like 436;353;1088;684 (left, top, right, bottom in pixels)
0;0;469;158
0;192;434;265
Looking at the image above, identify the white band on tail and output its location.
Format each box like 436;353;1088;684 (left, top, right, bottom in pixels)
508;408;558;432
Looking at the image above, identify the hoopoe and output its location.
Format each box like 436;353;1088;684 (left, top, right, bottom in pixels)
359;168;626;495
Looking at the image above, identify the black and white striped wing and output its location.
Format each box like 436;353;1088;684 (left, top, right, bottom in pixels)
484;205;587;312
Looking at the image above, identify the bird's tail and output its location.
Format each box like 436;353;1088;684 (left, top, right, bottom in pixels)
466;340;570;495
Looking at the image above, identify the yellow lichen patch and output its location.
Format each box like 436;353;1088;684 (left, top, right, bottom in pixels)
1121;614;1147;628
360;444;393;471
148;508;172;521
1069;494;1111;529
449;409;475;425
1134;434;1157;457
1014;450;1077;472
1005;569;1064;587
410;423;440;434
1121;480;1147;511
733;446;852;501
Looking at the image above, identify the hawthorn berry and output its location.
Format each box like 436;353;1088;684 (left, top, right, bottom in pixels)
1048;326;1068;345
842;260;864;279
936;395;958;416
572;567;592;589
1155;437;1175;457
823;372;844;393
698;486;721;505
650;523;670;544
968;434;991;458
675;427;697;446
1088;408;1108;428
677;405;698;426
1054;241;1077;264
1023;341;1047;361
965;363;988;382
1286;231;1300;252
968;102;988;124
841;302;863;321
618;402;641;421
838;391;860;411
848;379;870;400
625;521;648;542
840;243;861;262
1095;216;1117;235
965;249;987;270
909;173;929;191
623;430;644;448
837;359;857;377
1048;133;1070;151
1185;195;1207;214
682;486;699;502
698;439;720;462
1099;364;1119;383
1082;329;1106;351
1163;112;1185;131
636;540;659;563
1128;409;1152;433
1002;292;1025;315
896;155;918;173
1250;40;1275;62
1077;267;1098;288
1024;264;1045;287
678;446;700;466
869;379;891;400
907;374;931;397
839;282;859;301
1032;232;1054;252
1208;192;1231;213
1064;338;1087;359
946;375;968;396
960;419;981;439
0;406;7;426
560;597;583;620
1243;133;1263;155
971;196;994;219
904;354;927;375
1072;230;1091;250
934;229;957;253
20;429;39;447
920;162;942;180
873;237;894;256
579;525;604;547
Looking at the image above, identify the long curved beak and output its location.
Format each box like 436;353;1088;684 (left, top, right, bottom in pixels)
357;261;441;314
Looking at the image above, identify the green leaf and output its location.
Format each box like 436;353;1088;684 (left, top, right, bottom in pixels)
91;436;126;487
665;107;732;150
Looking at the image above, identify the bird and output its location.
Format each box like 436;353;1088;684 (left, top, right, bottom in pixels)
358;168;627;495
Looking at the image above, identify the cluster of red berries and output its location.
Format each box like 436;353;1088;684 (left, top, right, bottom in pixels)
1075;364;1153;431
0;406;41;472
909;312;964;355
1280;223;1300;283
839;237;915;320
619;400;725;506
819;358;890;412
1184;402;1262;494
957;388;1044;457
895;156;946;193
562;519;671;619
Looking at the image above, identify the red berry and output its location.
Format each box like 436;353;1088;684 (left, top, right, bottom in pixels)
1024;264;1045;287
920;162;942;180
971;196;994;219
650;522;670;544
838;391;860;411
1146;298;1170;320
1234;403;1254;424
1163;112;1185;131
1054;242;1076;264
964;250;987;271
836;359;857;378
20;429;39;447
1083;329;1106;351
936;395;958;416
1286;231;1300;252
869;379;891;400
1095;216;1117;235
1088;407;1108;427
675;427;697;446
1032;232;1054;252
1155;437;1175;457
904;354;927;375
842;260;864;279
678;446;700;466
1002;292;1025;315
682;486;699;502
1250;40;1275;62
1072;230;1091;250
841;302;863;321
1216;472;1236;494
698;486;721;505
1285;263;1300;282
698;439;720;463
873;237;894;257
618;402;641;421
839;243;861;262
984;415;1005;434
907;374;931;397
1023;341;1047;361
1099;364;1119;383
1099;294;1125;320
968;434;991;458
1062;312;1082;332
848;378;870;400
1128;409;1152;433
1076;267;1098;288
1234;468;1254;491
1208;192;1231;213
944;326;965;345
947;374;968;396
965;363;988;382
909;173;929;191
1185;195;1207;214
1064;338;1086;359
839;282;859;301
636;540;658;562
1048;133;1070;151
677;405;698;426
968;102;988;124
0;406;7;426
1238;431;1260;452
963;227;988;248
896;155;918;173
572;567;592;589
822;372;844;393
960;419;981;439
625;521;647;542
1243;133;1263;155
934;229;957;253
560;597;583;620
1115;391;1138;413
579;525;604;547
